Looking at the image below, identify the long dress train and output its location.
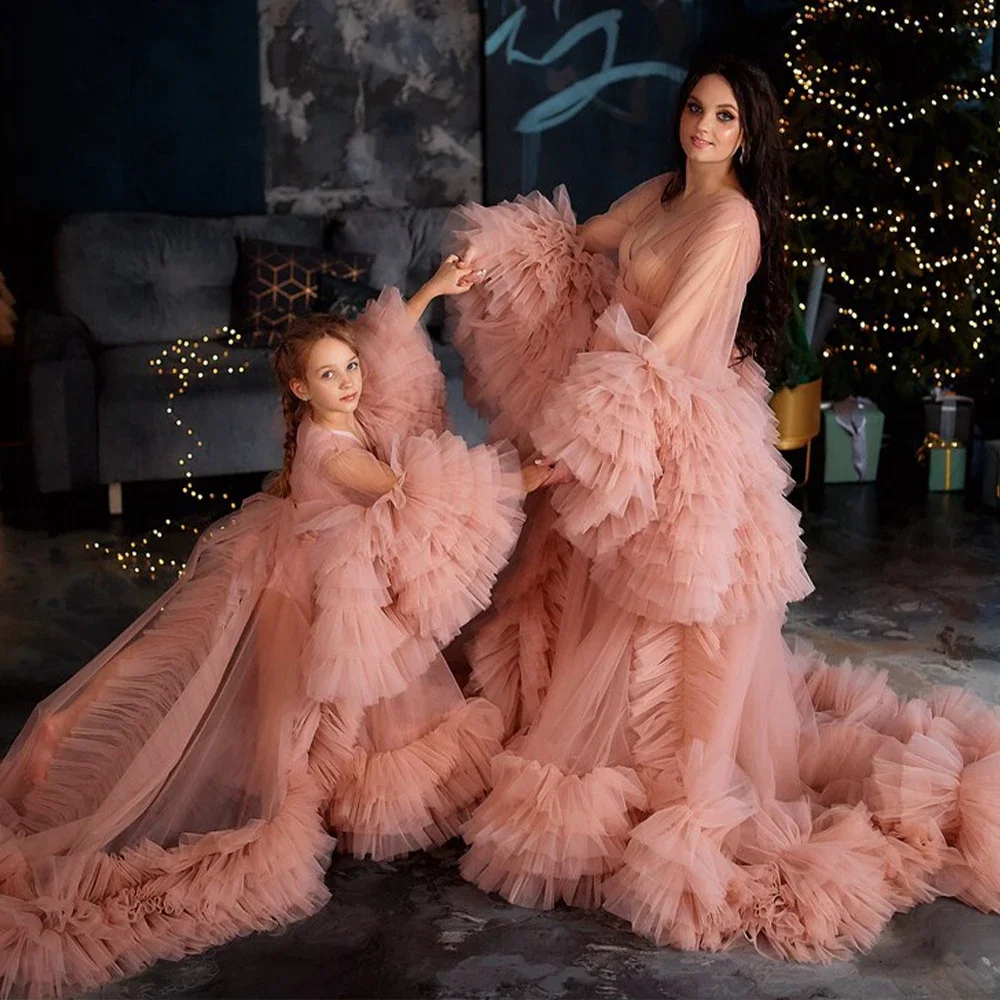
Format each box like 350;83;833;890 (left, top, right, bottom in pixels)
443;177;1000;961
0;289;525;998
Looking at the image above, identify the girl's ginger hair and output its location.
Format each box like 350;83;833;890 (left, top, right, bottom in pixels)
270;314;359;498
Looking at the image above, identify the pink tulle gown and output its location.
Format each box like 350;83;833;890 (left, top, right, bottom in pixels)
444;175;1000;960
0;289;525;998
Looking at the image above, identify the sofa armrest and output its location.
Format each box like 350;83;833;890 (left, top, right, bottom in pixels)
23;311;99;492
22;310;93;363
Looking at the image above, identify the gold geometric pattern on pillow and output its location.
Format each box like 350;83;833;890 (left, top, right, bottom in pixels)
232;239;374;348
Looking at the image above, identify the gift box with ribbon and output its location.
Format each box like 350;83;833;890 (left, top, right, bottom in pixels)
822;397;884;483
923;389;973;444
918;433;966;492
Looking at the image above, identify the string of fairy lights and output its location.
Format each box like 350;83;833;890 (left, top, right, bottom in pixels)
86;328;250;581
783;0;1000;384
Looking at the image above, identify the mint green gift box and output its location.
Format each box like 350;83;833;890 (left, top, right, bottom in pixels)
926;441;966;492
822;400;884;483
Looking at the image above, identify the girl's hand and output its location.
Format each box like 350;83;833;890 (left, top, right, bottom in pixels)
428;255;482;297
521;460;554;493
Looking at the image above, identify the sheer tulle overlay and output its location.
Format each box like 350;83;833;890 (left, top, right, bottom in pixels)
445;181;1000;960
0;289;523;998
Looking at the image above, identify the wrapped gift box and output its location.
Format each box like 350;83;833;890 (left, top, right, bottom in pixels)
822;398;884;483
923;390;973;444
922;437;966;492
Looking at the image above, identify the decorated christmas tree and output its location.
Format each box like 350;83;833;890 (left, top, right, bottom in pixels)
782;0;999;407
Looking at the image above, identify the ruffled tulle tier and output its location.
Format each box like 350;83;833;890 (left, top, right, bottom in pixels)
299;430;525;706
532;307;814;628
461;753;647;909
385;434;525;645
327;698;503;861
0;765;333;999
444;189;616;451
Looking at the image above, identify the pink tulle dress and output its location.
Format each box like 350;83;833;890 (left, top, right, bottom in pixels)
0;289;525;999
444;175;1000;960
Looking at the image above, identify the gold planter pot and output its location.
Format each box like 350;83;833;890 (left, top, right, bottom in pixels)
769;377;823;485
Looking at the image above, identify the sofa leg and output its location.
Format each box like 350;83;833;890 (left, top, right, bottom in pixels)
108;482;123;516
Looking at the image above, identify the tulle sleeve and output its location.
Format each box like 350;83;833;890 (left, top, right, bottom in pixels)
531;202;812;627
352;287;447;449
645;196;760;380
443;188;615;451
297;431;525;707
324;446;398;497
579;173;669;254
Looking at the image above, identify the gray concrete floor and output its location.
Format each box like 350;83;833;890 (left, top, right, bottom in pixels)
2;381;1000;997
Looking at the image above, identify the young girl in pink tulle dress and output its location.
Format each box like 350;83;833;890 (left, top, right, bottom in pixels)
446;55;1000;961
0;256;550;998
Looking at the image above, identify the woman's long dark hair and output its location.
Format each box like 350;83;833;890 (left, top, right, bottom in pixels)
662;54;790;373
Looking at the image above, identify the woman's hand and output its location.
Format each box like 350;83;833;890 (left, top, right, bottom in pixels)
521;459;573;492
521;460;554;493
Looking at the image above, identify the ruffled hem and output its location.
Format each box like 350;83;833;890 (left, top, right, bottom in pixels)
0;766;333;1000
327;698;503;861
458;654;1000;959
733;802;895;963
805;658;1000;916
443;189;616;451
603;745;757;952
353;287;448;448
533;306;813;627
460;753;647;910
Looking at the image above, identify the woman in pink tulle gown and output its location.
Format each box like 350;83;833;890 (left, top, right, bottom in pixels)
445;55;1000;960
0;257;552;998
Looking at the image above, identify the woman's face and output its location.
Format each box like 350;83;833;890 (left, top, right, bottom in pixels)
679;73;744;166
290;336;363;418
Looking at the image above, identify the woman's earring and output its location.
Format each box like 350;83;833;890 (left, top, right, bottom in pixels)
738;145;747;165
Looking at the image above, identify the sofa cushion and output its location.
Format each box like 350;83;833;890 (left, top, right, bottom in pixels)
232;239;374;348
56;213;324;348
328;206;451;330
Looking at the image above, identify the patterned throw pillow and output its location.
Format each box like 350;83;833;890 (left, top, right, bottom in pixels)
232;239;374;348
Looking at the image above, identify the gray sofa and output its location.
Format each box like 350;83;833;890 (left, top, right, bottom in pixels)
26;207;455;510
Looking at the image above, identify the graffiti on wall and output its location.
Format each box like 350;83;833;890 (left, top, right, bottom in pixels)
260;0;483;213
483;0;729;217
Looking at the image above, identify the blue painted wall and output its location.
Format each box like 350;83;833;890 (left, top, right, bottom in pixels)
0;0;265;309
1;0;265;216
482;0;794;220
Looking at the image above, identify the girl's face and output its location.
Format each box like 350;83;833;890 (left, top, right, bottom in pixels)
679;73;744;166
289;336;362;419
